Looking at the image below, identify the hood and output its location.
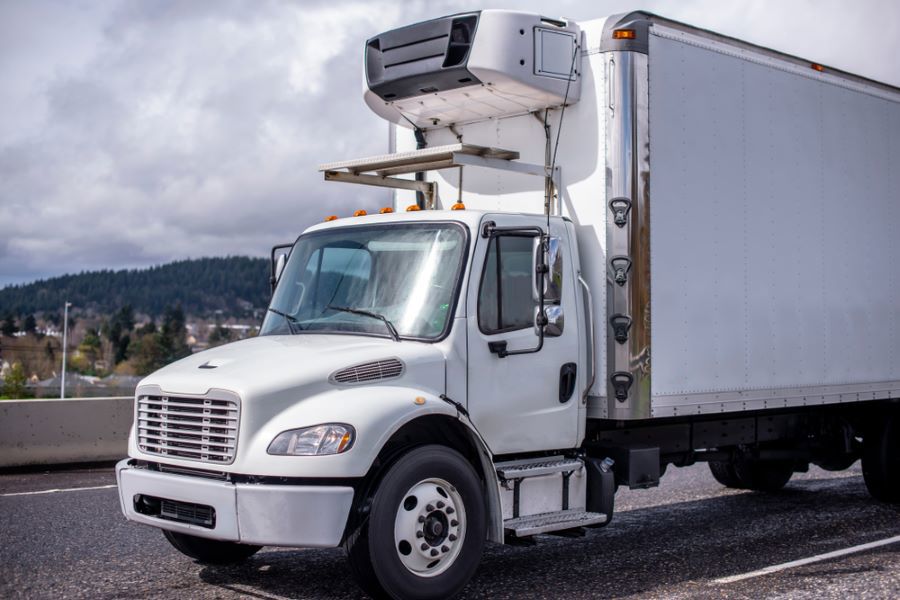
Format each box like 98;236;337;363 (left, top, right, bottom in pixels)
139;334;447;400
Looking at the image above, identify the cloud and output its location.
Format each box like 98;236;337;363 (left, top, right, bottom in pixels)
0;0;897;286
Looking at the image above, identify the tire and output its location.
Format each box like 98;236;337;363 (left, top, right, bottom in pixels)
163;530;261;564
345;445;486;600
732;459;794;492
709;458;793;491
862;413;900;503
709;460;742;488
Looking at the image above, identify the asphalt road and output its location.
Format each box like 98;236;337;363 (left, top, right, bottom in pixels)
1;462;899;599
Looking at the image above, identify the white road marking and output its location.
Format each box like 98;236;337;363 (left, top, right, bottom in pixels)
0;484;117;497
713;534;900;584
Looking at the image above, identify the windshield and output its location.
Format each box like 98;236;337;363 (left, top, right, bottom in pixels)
260;223;467;340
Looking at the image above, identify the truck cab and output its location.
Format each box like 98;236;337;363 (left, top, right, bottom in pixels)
116;8;900;600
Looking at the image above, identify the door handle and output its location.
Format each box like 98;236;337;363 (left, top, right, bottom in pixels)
559;362;577;403
488;340;509;358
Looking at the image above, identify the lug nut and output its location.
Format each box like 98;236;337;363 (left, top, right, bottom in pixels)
426;504;435;512
446;507;455;514
430;549;439;557
417;516;425;523
441;545;449;553
436;501;445;509
448;534;457;541
451;520;458;527
416;531;424;538
421;543;428;551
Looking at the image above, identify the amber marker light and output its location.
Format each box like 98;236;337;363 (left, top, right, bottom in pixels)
414;396;426;405
324;215;338;222
811;63;825;72
406;204;422;212
613;29;636;40
337;431;353;453
451;202;466;210
379;207;394;214
353;209;368;217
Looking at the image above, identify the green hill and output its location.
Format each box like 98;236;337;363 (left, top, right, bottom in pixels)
0;257;270;318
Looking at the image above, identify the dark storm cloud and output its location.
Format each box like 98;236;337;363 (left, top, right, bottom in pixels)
0;0;897;286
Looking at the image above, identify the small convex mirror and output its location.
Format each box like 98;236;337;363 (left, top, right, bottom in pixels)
274;253;288;284
270;246;291;294
535;304;565;337
532;236;563;305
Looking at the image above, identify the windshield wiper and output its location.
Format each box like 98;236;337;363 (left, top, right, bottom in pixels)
327;305;400;342
267;307;300;334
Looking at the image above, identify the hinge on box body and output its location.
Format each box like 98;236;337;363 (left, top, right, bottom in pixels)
609;314;632;344
609;197;631;227
610;256;632;286
611;372;634;401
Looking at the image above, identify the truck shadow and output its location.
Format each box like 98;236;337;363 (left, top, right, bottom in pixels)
198;474;898;599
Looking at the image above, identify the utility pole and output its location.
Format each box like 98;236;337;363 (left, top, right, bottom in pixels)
61;301;72;399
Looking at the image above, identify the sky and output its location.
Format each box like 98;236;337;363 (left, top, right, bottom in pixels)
1;0;898;287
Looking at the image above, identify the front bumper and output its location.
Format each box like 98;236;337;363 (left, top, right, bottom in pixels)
115;459;354;547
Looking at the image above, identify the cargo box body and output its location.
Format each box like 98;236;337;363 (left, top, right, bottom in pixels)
393;12;900;421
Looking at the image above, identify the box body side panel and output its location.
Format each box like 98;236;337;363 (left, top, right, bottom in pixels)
649;29;900;415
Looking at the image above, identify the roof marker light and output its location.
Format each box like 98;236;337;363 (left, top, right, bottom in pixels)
811;63;825;72
613;29;636;40
353;209;367;217
379;207;394;214
451;202;466;211
324;215;338;222
406;204;421;212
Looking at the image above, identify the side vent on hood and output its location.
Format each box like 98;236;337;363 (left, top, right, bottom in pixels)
331;358;405;385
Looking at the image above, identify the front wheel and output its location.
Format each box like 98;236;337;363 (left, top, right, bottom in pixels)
345;445;486;600
163;530;261;564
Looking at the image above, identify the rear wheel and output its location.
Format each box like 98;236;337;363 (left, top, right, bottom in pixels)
345;445;485;600
862;413;900;503
163;530;261;564
709;460;742;488
732;459;794;491
709;457;794;491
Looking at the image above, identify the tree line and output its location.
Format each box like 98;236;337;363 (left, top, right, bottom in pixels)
0;256;270;318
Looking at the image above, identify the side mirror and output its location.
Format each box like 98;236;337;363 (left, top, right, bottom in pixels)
532;236;563;305
535;304;564;337
270;243;293;293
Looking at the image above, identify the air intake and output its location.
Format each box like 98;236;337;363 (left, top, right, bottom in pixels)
331;358;405;384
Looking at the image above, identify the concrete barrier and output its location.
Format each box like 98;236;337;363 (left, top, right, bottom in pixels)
0;397;133;468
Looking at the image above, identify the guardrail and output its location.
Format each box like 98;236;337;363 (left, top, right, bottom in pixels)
0;397;133;468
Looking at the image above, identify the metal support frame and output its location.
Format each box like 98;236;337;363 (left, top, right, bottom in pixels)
319;143;562;214
323;170;439;209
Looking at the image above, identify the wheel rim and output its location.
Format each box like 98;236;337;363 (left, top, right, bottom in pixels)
393;477;466;578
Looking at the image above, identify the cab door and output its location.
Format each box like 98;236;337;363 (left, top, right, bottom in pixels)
466;214;580;455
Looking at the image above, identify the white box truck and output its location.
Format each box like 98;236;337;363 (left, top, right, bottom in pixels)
116;10;900;599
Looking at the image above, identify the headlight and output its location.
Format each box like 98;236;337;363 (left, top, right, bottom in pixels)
267;424;355;456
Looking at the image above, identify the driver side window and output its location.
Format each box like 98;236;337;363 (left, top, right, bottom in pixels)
478;235;535;334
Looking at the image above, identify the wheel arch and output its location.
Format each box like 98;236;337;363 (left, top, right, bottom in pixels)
346;414;503;544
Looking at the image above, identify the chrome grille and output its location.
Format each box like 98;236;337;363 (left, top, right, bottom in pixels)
137;394;239;465
331;358;405;384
